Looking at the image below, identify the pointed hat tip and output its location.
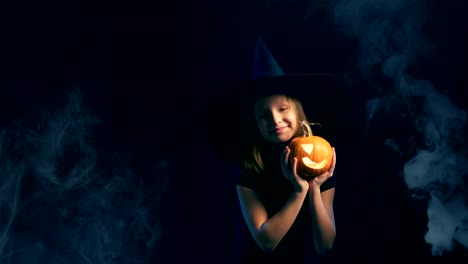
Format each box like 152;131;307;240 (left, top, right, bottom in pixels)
253;36;284;80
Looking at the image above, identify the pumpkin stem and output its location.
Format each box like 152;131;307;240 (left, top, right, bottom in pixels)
299;121;321;137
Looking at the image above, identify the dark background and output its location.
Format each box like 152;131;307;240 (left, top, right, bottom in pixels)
1;0;468;263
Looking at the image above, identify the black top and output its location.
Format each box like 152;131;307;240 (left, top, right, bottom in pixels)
230;147;336;263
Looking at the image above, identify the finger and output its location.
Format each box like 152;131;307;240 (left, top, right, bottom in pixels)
315;173;327;181
283;146;290;165
281;147;289;176
329;147;336;173
312;174;324;184
281;147;286;161
293;157;298;176
317;170;332;181
293;158;305;183
332;147;336;165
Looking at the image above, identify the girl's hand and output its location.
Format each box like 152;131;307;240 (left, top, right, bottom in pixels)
281;146;309;193
309;147;336;190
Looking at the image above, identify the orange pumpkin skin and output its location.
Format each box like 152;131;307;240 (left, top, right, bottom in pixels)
288;136;333;180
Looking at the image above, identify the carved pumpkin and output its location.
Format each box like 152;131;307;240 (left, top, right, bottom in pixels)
288;122;333;180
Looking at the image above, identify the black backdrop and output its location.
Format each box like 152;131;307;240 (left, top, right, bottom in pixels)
1;0;468;263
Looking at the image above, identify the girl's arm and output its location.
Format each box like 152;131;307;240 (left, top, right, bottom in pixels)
308;186;336;254
236;185;308;252
307;147;337;254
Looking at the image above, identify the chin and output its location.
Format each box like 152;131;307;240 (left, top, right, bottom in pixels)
271;136;292;144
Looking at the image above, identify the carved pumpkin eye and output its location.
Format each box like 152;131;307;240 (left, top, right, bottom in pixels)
288;136;333;180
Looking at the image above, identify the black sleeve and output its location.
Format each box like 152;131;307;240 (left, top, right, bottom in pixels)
232;164;335;192
320;174;336;192
231;164;259;190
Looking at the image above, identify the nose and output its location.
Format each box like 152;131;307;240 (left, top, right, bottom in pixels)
271;111;282;124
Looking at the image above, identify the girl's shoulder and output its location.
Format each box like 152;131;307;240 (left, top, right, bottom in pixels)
231;163;264;190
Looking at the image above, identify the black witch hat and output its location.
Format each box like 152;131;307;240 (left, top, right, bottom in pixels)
201;36;342;164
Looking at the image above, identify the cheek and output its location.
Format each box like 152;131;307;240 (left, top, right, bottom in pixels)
257;120;268;133
285;113;297;123
287;117;298;131
290;125;299;136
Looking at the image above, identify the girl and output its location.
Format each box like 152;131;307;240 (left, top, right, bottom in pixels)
231;79;337;263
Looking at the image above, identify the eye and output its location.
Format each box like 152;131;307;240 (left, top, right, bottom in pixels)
279;107;289;112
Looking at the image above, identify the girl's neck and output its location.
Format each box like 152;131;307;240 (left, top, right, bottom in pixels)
264;140;290;154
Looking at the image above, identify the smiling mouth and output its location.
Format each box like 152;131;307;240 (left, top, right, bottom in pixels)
273;127;287;133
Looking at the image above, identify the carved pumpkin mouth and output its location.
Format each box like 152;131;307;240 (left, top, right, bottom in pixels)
302;157;328;169
300;143;330;169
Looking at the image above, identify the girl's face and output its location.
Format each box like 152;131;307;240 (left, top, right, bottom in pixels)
254;94;299;144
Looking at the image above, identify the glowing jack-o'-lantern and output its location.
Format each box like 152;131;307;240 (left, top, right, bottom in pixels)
288;122;333;180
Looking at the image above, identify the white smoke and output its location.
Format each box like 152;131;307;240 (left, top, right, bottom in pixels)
0;87;165;263
402;77;468;255
331;0;468;256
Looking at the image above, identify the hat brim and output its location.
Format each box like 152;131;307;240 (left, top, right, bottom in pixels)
245;74;339;106
200;74;344;164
